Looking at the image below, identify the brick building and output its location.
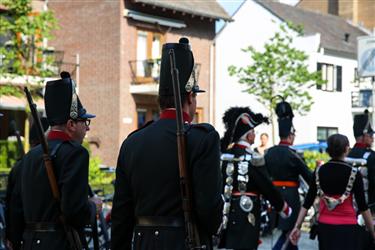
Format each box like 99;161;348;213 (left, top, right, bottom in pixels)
297;0;375;31
48;0;230;166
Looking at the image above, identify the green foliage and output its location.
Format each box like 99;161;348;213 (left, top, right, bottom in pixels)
0;0;59;95
82;142;115;193
0;84;23;97
0;140;20;169
303;150;330;171
228;22;326;115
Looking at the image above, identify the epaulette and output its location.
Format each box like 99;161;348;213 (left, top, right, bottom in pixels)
188;123;215;133
127;120;154;138
250;152;265;167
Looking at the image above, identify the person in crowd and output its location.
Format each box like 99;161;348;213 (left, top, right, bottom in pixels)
255;132;269;155
265;100;312;250
289;133;375;250
5;118;49;250
111;38;222;250
348;110;375;212
17;72;102;249
218;106;291;250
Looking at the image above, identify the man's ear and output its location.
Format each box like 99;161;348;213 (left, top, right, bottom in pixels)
66;119;75;132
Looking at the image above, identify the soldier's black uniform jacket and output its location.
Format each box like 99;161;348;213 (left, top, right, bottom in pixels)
265;141;312;231
111;109;223;250
219;143;285;250
348;142;375;212
5;160;24;250
19;131;95;249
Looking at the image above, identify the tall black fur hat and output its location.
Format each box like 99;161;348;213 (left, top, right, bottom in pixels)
353;110;374;137
159;37;205;96
275;100;295;138
44;72;95;126
221;107;268;150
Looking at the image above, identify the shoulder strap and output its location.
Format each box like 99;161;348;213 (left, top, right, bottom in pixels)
51;141;68;158
316;163;358;203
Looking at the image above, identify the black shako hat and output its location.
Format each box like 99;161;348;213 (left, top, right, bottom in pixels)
275;100;295;138
353;110;374;138
221;107;269;149
158;37;205;96
44;72;95;126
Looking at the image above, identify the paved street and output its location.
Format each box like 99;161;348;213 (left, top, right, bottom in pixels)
216;230;318;250
258;231;318;250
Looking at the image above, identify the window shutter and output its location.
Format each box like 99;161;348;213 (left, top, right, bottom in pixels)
336;65;342;92
317;63;322;89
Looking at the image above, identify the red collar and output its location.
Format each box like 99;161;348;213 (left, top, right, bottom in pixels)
353;142;369;149
47;130;72;141
279;140;292;146
233;144;247;149
160;109;192;123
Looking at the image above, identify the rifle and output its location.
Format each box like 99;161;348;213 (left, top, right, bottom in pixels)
169;49;204;249
9;120;25;159
88;186;100;250
24;87;82;250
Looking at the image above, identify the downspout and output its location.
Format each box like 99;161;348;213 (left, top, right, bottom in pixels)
209;42;215;125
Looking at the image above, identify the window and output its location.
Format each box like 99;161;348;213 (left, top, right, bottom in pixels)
136;30;164;81
317;63;342;92
137;109;147;128
317;127;338;141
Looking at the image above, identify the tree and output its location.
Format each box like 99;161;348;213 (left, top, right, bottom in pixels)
0;0;58;88
228;21;325;143
0;0;58;151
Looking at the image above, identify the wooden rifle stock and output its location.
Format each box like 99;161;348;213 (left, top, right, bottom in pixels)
24;87;82;250
169;49;203;249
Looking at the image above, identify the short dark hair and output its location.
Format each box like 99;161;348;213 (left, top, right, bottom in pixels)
260;133;269;138
326;134;349;159
158;94;188;110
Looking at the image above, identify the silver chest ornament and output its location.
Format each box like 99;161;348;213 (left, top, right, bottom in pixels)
219;153;257;232
220;156;235;230
237;157;255;226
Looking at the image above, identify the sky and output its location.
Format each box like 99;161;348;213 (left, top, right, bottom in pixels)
216;0;300;32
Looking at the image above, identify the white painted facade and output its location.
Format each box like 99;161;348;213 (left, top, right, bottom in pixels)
214;0;361;147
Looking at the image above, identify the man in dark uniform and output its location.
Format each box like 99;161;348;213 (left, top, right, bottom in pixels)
348;110;375;211
111;38;223;250
5;118;49;250
219;107;291;250
265;100;312;250
17;72;102;249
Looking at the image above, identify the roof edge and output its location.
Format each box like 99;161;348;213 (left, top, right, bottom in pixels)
133;0;233;21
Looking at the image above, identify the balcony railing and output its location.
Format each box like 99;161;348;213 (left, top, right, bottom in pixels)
352;89;372;108
129;59;161;84
0;48;77;78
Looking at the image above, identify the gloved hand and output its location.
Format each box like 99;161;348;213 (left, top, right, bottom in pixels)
279;202;292;219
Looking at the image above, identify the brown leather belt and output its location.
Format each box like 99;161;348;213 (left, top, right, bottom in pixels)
136;216;184;228
232;191;258;196
25;222;60;232
272;181;299;187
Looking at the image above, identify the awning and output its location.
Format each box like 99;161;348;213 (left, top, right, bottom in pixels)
124;9;186;29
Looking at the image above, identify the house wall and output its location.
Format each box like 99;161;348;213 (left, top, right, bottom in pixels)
298;0;375;30
49;0;123;166
215;0;357;147
49;0;216;166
